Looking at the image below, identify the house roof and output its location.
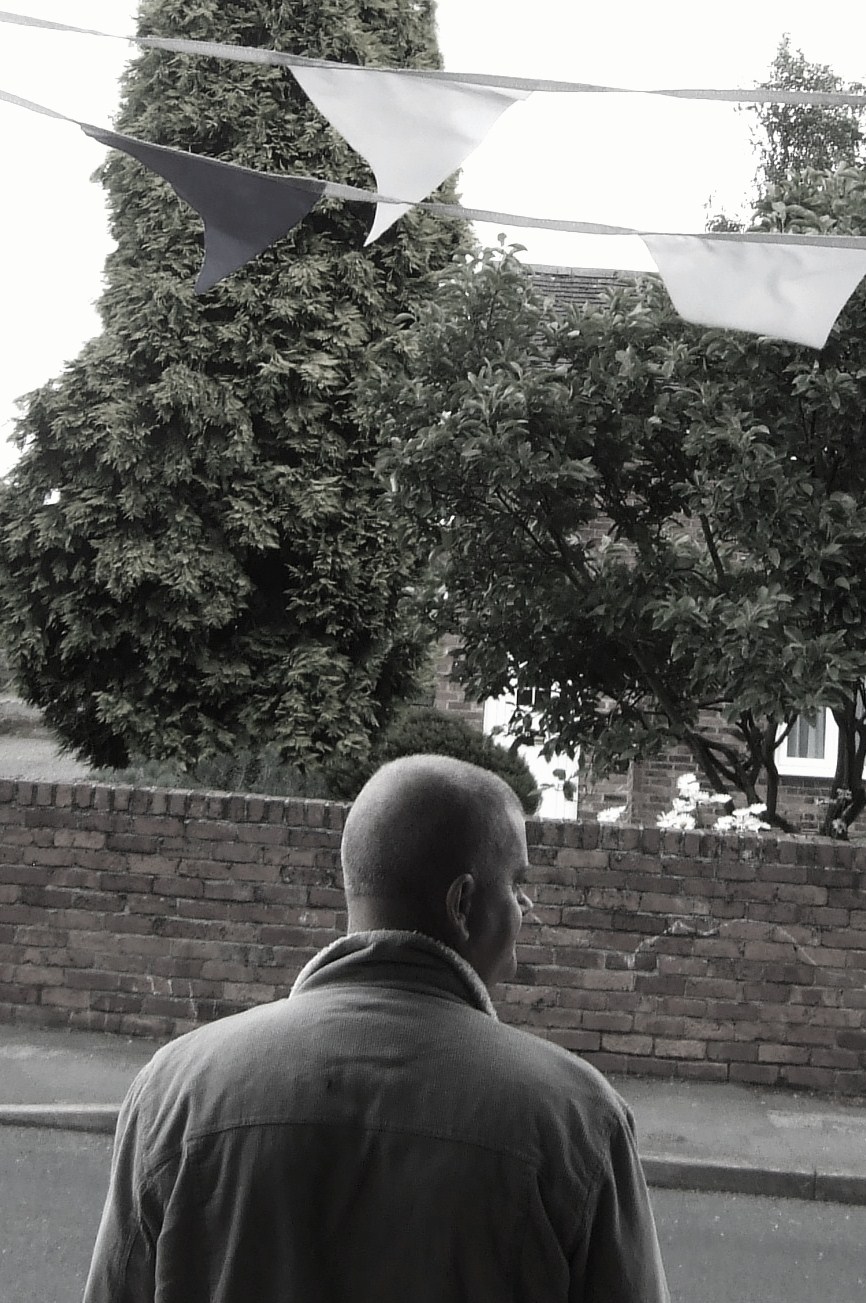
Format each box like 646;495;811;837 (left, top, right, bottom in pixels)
528;264;632;312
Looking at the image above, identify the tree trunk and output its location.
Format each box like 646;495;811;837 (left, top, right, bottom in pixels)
820;704;866;838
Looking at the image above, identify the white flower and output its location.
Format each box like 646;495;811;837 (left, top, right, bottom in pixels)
671;797;696;815
676;773;702;799
657;809;696;831
715;807;771;833
597;805;627;824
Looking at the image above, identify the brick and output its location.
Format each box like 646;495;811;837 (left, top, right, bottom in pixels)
633;1014;685;1037
675;1061;729;1083
129;816;185;838
124;854;181;876
13;964;65;986
729;1063;780;1086
104;834;160;854
779;1066;836;1091
707;1041;758;1062
40;987;92;1009
634;974;686;996
203;880;255;902
601;1033;653;1055
223;982;276;1004
556;849;610;871
186;820;240;842
757;1044;810;1064
91;991;144;1014
809;1048;862;1070
654;1038;705;1059
581;1011;633;1032
153;877;204;899
501;986;560;1007
716;861;757;881
202;843;264;866
571;970;635;991
821;929;866;951
236;824;287;845
65;969;121;991
542;1029;602;1052
837;1030;866;1052
308;887;346;909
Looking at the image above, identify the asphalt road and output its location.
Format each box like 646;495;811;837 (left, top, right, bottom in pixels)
1;1128;865;1303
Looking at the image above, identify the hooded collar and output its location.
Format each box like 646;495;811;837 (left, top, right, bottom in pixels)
289;929;498;1020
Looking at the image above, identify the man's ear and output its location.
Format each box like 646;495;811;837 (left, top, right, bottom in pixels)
445;874;475;941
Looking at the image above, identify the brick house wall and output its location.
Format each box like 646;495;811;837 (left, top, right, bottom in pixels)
1;780;863;1096
431;634;485;730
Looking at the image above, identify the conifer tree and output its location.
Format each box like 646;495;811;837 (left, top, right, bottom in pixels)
0;0;469;770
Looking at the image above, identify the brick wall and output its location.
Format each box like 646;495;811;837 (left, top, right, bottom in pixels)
1;781;864;1096
432;635;485;730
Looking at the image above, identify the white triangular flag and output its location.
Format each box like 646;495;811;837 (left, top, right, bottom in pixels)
643;234;866;348
291;66;529;244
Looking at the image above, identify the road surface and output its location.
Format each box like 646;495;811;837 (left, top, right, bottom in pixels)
1;1127;864;1303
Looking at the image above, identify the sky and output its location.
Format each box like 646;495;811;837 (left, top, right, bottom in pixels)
1;1;865;474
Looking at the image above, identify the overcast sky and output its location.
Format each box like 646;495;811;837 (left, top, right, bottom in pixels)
1;1;865;472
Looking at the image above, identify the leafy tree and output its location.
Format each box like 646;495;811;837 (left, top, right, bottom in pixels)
365;176;866;835
707;37;865;231
0;0;469;771
749;35;865;189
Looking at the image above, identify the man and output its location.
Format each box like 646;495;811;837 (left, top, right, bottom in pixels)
84;754;669;1303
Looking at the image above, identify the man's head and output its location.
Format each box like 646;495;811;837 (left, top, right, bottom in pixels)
341;754;533;989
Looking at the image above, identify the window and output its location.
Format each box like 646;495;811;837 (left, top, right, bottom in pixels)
775;709;838;778
516;684;549;711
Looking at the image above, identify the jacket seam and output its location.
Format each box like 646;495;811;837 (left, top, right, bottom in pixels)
570;1104;620;1260
140;1115;539;1186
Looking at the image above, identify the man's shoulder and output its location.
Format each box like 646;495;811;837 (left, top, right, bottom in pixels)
478;1008;628;1122
128;1000;297;1108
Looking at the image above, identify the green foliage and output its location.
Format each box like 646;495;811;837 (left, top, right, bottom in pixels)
708;37;865;231
364;191;866;832
93;746;331;799
749;35;865;188
94;705;542;813
0;0;471;771
340;705;541;813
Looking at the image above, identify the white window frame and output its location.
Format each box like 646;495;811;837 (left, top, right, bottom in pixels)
775;708;839;778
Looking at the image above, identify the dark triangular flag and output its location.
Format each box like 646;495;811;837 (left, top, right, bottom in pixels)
82;124;326;291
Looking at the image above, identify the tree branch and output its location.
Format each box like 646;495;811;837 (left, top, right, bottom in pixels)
699;513;728;588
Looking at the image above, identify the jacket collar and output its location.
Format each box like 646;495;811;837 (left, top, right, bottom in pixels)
289;930;498;1020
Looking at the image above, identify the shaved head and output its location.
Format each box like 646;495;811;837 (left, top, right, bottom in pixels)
342;754;523;915
341;754;533;988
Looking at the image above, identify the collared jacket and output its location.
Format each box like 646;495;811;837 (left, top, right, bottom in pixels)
84;930;670;1303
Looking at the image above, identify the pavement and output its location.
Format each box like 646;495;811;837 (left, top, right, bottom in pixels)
1;1022;865;1205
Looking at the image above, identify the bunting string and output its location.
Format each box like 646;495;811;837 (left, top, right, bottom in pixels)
5;85;865;250
2;9;866;108
4;13;866;347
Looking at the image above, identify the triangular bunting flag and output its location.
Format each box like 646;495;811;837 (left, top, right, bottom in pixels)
290;66;529;244
81;125;326;291
643;234;866;348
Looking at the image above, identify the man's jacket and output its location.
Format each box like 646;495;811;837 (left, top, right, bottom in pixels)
83;930;670;1303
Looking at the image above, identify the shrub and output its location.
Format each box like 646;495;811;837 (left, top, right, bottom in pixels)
330;706;541;814
94;708;542;814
